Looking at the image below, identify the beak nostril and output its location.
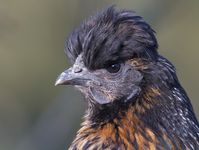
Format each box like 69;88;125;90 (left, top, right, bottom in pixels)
74;67;83;73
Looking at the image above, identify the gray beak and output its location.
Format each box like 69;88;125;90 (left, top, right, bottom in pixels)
55;67;90;86
55;67;76;86
55;53;91;86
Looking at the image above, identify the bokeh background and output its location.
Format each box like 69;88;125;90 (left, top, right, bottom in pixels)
0;0;199;150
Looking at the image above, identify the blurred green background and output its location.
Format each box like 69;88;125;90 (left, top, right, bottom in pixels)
0;0;198;150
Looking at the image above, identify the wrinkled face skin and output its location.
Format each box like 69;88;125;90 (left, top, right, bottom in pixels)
55;53;143;105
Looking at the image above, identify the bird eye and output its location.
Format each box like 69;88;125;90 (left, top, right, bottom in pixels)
106;63;121;73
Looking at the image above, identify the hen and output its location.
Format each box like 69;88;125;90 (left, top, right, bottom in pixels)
55;7;199;150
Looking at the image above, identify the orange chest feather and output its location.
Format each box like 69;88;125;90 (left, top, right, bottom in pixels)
69;114;165;150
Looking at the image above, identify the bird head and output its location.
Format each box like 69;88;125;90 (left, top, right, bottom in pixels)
55;7;159;106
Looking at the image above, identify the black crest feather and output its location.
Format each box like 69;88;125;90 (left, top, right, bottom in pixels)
66;6;158;70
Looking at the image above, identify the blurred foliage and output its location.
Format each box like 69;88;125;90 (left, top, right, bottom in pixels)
0;0;198;150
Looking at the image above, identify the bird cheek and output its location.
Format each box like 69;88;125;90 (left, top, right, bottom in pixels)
89;87;113;104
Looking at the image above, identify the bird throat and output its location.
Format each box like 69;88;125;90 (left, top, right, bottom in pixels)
69;104;176;150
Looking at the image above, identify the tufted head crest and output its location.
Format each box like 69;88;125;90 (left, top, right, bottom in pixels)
66;6;158;70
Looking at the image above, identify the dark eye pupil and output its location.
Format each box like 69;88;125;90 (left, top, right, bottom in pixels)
107;63;121;73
